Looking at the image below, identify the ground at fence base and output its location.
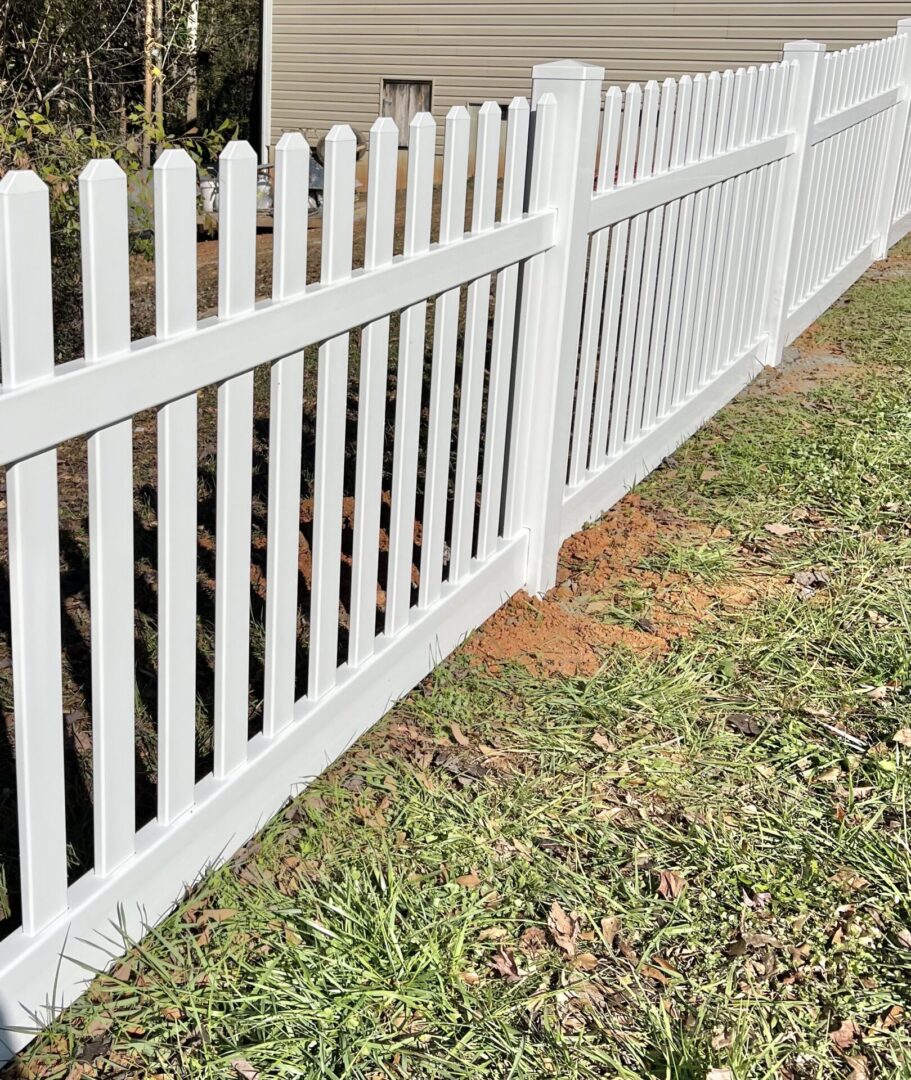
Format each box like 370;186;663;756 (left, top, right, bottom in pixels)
4;235;910;1080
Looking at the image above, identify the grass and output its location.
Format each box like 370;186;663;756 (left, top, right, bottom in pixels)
6;244;911;1079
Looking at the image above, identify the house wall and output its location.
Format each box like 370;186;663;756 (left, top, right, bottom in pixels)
265;1;911;166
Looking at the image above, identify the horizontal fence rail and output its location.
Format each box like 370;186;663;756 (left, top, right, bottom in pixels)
0;18;910;1059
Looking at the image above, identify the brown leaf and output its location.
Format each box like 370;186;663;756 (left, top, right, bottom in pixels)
657;870;687;900
573;951;599;971
478;926;508;941
591;731;615;753
641;963;670;985
489;949;521;981
600;915;620;949
450;723;470;747
893;728;911;748
161;1006;182;1021
197;908;238;924
232;1061;260;1080
845;1056;870;1080
519;926;549;955
830;1018;861;1051
85;1016;113;1038
547;901;579;959
893;927;911;950
706;1071;733;1080
726;712;761;736
764;522;796;537
455;871;482;889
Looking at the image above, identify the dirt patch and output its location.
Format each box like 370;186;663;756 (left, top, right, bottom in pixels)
742;342;863;399
466;493;780;678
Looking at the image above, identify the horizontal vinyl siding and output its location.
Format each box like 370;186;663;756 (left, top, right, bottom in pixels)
269;1;911;149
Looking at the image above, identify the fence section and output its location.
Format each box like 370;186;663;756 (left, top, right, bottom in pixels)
1;20;910;1059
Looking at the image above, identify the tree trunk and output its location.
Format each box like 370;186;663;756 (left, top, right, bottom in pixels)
142;0;154;167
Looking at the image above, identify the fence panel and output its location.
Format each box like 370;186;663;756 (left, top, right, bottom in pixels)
1;19;910;1062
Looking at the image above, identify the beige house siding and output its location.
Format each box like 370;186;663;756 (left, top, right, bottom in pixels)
266;1;911;159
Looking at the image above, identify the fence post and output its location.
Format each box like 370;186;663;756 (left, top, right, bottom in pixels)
761;39;825;366
514;60;602;595
873;20;911;259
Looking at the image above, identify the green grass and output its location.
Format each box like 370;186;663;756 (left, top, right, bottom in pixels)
7;243;911;1079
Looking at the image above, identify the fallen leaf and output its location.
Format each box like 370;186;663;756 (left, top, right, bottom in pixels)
85;1016;113;1038
458;970;480;985
764;522;796;537
232;1061;259;1080
489;949;521;981
726;712;761;736
600;915;620;949
455;871;482;888
450;723;470;747
161;1006;182;1021
706;1069;733;1080
830;1018;860;1050
591;731;615;753
478;926;508;941
893;927;911;949
519;926;549;955
893;729;911;748
641;963;670;985
547;901;579;959
657;870;687;900
573;951;598;971
845;1056;870;1080
197;908;238;924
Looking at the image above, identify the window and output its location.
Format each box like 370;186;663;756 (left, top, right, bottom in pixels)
381;79;432;147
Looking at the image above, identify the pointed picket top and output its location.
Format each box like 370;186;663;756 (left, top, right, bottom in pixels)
155;147;196;172
324;123;357;146
220;139;258;162
0;169;48;197
409;111;436;132
276;130;310;153
79;157;126;185
532;58;604;82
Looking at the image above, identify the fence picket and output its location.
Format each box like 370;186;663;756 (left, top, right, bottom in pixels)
608;80;658;454
689;70;733;392
0;172;68;934
502;92;556;538
155;150;199;823
263;132;309;734
569;87;621;484
646;75;691;427
80;160;136;874
590;82;641;467
309;126;356;698
696;69;737;385
712;67;755;375
665;73;707;411
730;65;768;358
349;118;398;666
385;113;436;635
627;77;676;443
421;105;471;603
448;102;500;582
214;141;257;777
476;96;530;558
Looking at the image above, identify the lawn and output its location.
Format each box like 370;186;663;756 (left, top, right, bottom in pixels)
5;239;911;1079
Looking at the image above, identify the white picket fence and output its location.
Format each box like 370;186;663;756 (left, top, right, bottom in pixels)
0;20;910;1056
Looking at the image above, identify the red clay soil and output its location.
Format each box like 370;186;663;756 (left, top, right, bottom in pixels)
465;494;780;679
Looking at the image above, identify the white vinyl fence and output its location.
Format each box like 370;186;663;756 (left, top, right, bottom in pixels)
1;20;910;1055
